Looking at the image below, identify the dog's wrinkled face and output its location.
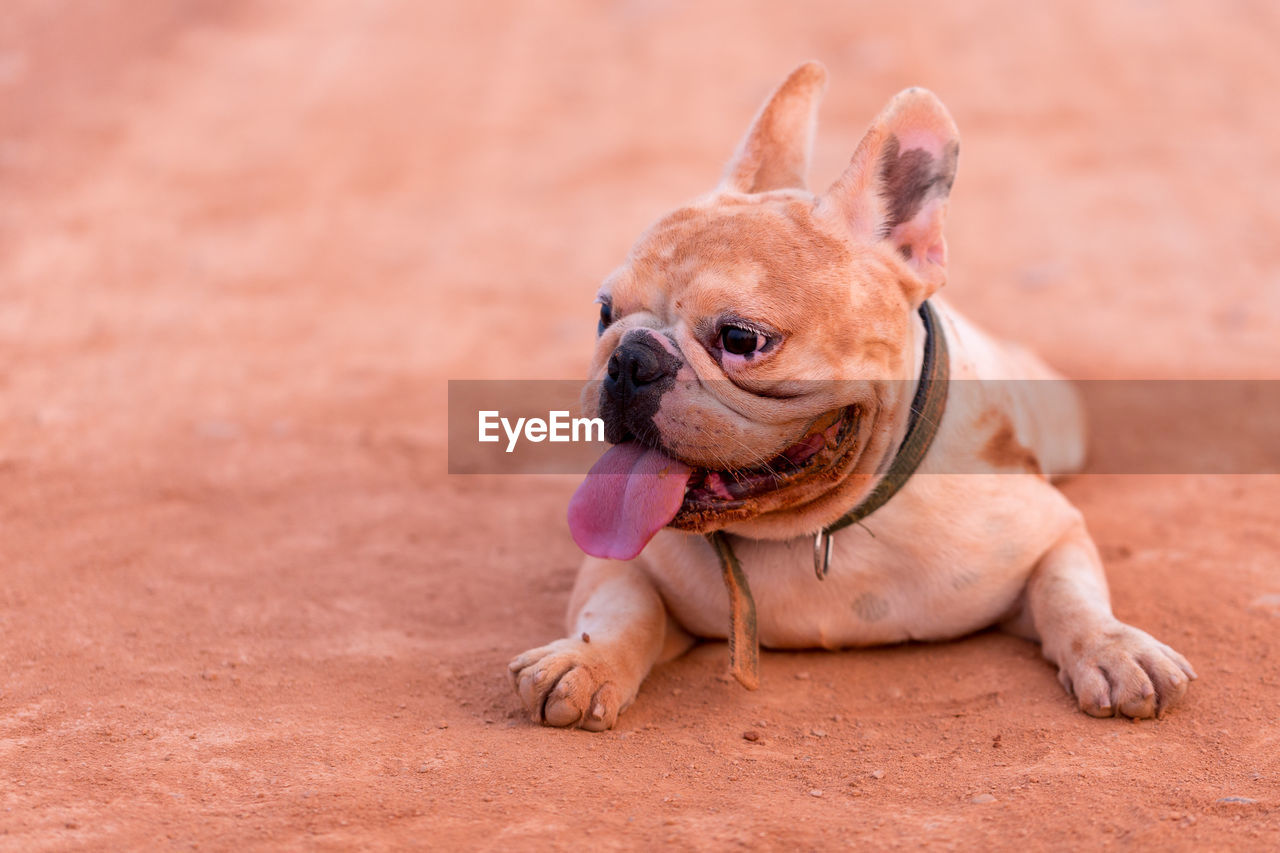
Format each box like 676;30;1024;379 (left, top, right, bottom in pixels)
586;195;911;530
569;63;961;557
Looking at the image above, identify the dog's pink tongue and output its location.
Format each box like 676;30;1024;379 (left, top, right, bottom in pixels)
568;442;693;560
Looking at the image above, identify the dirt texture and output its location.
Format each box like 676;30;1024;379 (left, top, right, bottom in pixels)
2;1;1278;849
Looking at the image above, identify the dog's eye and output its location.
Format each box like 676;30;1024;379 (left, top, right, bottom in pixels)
720;325;765;356
597;300;613;336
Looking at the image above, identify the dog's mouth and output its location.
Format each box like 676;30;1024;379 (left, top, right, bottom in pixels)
566;407;861;560
670;406;858;529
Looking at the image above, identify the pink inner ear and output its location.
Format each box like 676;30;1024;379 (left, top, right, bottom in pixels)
892;130;947;161
926;240;947;267
890;197;948;277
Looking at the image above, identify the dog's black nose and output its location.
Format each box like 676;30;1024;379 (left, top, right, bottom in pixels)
606;339;668;391
600;333;682;444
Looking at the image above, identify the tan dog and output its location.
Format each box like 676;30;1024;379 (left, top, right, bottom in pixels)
509;62;1195;730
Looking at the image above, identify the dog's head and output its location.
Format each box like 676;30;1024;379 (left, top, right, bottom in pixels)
569;62;960;559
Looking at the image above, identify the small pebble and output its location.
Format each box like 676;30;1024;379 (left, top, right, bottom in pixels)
870;769;885;780
742;730;760;742
795;672;811;681
809;789;823;798
1217;796;1257;804
581;632;591;643
971;794;996;804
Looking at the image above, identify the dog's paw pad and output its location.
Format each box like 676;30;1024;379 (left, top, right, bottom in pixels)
1058;624;1196;719
507;639;630;731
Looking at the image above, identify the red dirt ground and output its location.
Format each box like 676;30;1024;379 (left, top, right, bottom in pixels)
2;1;1278;849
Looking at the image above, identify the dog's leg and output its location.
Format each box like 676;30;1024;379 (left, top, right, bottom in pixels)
509;557;692;731
1005;521;1196;718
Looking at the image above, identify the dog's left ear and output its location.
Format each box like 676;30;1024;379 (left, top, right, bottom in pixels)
720;61;828;194
818;88;959;300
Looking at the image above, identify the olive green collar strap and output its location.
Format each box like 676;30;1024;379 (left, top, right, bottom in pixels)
814;299;951;573
706;300;950;689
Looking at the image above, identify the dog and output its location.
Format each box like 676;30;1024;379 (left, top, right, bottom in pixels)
509;62;1195;730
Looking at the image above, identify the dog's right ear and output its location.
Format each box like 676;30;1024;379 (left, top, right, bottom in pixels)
720;61;828;194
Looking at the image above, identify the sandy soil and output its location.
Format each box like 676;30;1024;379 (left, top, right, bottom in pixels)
2;1;1278;848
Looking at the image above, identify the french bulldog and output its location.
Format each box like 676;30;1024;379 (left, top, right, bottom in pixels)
509;61;1195;730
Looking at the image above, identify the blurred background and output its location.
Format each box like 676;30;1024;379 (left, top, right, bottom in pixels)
2;1;1278;848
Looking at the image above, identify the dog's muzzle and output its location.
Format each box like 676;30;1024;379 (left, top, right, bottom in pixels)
599;331;681;444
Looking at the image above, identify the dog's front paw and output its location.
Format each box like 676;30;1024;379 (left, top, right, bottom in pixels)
1056;622;1197;719
508;638;636;731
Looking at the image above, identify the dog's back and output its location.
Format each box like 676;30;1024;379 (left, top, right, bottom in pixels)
935;297;1087;479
